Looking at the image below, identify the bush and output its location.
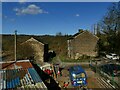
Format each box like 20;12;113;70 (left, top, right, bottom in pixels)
78;54;90;60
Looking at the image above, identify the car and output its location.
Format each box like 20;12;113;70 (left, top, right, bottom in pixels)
106;53;119;60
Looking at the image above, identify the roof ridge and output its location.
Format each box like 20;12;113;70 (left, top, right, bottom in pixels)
22;37;45;45
73;30;99;39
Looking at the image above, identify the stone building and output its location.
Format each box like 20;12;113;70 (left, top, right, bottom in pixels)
21;37;48;63
67;30;99;59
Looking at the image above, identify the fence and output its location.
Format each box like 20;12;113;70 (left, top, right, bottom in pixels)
89;64;120;88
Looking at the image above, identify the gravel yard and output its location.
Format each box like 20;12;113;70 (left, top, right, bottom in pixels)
55;64;101;89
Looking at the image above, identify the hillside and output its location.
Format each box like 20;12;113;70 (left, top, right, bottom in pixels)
2;34;71;61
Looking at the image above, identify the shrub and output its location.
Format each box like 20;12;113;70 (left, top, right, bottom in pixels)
78;54;90;60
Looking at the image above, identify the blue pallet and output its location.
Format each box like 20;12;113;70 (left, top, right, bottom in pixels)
14;78;18;86
28;68;42;83
9;81;12;89
12;79;15;88
17;77;20;86
6;71;20;89
7;81;9;89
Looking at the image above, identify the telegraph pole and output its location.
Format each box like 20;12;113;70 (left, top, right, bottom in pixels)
15;30;17;62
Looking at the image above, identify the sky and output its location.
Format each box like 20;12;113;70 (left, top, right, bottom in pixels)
2;2;113;35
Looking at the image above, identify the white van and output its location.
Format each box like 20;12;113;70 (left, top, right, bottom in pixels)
106;53;119;60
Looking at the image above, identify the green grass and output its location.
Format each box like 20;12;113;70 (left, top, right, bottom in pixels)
49;56;91;63
57;55;95;63
61;58;91;63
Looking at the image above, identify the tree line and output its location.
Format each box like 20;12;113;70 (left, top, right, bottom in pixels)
96;2;120;55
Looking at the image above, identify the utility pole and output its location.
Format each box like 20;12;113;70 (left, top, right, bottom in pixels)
15;30;17;62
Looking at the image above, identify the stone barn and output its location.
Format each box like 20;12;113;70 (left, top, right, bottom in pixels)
67;30;99;59
21;37;48;63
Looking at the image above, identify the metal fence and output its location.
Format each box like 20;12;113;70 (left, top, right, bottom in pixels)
89;64;120;88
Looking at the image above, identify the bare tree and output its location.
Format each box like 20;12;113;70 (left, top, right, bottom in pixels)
99;2;120;54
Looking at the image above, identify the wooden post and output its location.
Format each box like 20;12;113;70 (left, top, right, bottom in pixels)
51;64;56;80
14;30;17;62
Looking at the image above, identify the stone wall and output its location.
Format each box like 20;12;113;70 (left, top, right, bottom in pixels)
68;31;99;59
21;37;48;63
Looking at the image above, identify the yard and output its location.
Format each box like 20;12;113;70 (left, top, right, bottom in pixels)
55;64;102;89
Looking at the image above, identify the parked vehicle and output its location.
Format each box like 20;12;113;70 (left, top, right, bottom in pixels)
106;53;119;60
69;65;87;87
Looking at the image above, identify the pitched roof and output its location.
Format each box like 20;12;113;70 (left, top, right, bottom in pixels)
22;37;45;45
68;30;99;40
